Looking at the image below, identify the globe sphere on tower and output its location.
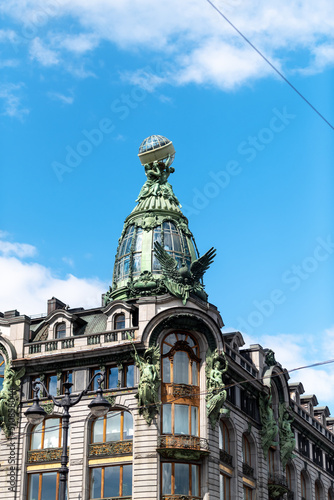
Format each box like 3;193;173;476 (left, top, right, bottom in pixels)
138;135;175;166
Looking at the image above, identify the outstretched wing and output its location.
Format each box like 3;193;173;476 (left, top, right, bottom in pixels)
190;247;216;282
154;242;180;281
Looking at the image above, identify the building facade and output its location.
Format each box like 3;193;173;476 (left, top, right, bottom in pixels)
0;136;333;500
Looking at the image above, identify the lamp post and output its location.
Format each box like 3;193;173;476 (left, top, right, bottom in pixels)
25;371;111;500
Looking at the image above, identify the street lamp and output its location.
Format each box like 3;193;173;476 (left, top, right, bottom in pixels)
25;371;111;500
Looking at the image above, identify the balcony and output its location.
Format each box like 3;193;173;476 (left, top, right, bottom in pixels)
157;435;209;460
268;473;289;499
25;328;137;357
219;449;233;467
242;462;254;478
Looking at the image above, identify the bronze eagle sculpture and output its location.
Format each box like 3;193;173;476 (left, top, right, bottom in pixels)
154;242;216;303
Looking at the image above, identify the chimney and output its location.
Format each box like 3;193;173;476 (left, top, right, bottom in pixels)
47;297;67;315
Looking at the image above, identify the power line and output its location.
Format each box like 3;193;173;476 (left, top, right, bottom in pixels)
2;356;334;445
205;0;334;131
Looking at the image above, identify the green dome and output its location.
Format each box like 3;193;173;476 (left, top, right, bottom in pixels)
104;137;214;305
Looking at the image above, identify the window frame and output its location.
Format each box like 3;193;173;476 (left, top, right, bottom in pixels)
91;410;133;444
27;471;61;500
161;462;200;497
55;322;66;339
30;417;63;450
89;463;132;499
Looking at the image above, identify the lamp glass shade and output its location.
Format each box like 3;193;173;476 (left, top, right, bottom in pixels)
88;394;111;417
25;406;46;425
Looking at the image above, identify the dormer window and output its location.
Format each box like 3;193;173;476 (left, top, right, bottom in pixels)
114;314;125;330
55;323;66;339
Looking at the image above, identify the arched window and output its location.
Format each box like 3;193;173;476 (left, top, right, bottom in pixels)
114;313;125;330
0;354;5;391
242;434;251;466
301;471;309;499
219;422;230;454
286;464;295;497
114;225;142;282
92;410;133;443
30;418;65;450
55;323;66;339
161;332;200;437
315;480;323;500
89;411;133;499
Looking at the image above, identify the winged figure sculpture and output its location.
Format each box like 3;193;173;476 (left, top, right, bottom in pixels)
154;241;216;304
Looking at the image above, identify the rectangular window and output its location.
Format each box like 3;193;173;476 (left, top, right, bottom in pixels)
125;364;134;387
108;366;119;389
243;486;253;500
174;405;189;435
90;465;132;498
106;411;121;442
61;371;72;394
162;404;172;434
28;472;60;500
191;406;198;436
46;374;58;397
220;473;231;500
162;463;199;497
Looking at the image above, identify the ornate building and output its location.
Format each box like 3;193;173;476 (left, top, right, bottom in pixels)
0;135;334;500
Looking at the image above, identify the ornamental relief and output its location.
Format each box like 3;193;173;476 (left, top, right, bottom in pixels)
89;440;133;458
28;447;66;463
166;384;199;398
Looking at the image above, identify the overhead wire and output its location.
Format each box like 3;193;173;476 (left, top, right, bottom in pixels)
205;0;334;131
2;356;334;445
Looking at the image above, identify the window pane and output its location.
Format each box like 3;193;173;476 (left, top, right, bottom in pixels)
134;229;142;252
41;472;57;500
93;417;104;443
162;463;172;495
92;369;100;391
44;419;59;448
123;411;133;440
173;351;189;384
122;464;132;496
109;367;118;389
163;404;172;434
104;466;120;497
126;365;134;387
192;361;198;385
163;357;170;382
106;412;121;441
48;376;58;397
90;468;102;499
115;314;125;330
56;324;66;339
191;406;198;436
192;465;199;497
31;423;42;450
28;474;39;500
175;405;189;434
164;232;172;251
133;254;141;274
172;233;182;252
175;463;189;494
0;356;5;375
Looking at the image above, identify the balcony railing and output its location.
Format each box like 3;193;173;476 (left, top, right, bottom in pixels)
268;473;288;499
158;435;209;460
242;462;254;478
219;449;233;466
25;328;137;356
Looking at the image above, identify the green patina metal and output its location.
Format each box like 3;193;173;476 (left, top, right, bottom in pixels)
41;401;55;415
259;392;279;458
105;139;215;304
205;348;229;428
278;402;296;468
0;347;25;438
149;314;217;352
129;335;161;425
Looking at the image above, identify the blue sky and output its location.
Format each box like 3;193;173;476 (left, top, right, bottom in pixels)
0;0;334;408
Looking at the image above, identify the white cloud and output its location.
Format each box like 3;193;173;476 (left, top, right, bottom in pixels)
29;37;60;66
0;256;106;316
0;83;29;119
47;91;74;104
1;0;334;88
0;240;37;258
245;329;334;412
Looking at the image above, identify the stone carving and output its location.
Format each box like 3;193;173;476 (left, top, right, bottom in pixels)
28;447;64;463
129;335;161;425
259;392;278;458
265;349;276;367
154;242;216;304
136;156;180;205
278;402;296;468
205;349;229;428
0;350;25;438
